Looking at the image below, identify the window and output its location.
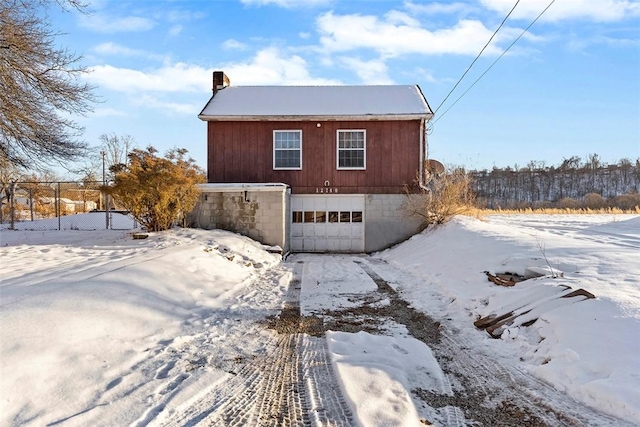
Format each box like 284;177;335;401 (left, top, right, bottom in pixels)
292;211;303;223
274;130;302;170
337;130;366;170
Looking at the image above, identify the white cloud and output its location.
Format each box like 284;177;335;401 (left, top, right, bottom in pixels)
240;0;331;7
404;1;476;15
93;42;139;56
567;33;640;52
134;95;200;115
85;62;211;94
317;12;508;56
92;42;163;60
415;67;456;85
222;39;249;51
168;25;183;37
481;0;640;22
339;57;394;85
222;47;341;85
84;47;338;98
165;10;207;23
384;10;421;26
78;13;155;33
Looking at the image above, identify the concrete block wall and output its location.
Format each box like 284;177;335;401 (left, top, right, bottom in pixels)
364;194;426;252
190;188;289;252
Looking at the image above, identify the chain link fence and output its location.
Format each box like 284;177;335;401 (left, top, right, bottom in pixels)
1;181;138;231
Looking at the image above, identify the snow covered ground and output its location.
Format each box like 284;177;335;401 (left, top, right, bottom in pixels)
377;214;640;424
0;213;638;426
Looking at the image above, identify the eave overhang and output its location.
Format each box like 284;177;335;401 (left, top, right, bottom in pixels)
197;113;433;122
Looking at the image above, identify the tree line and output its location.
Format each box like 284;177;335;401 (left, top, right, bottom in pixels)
469;155;640;209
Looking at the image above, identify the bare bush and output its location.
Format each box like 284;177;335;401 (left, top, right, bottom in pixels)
405;168;476;228
556;198;581;209
583;193;606;209
613;193;640;210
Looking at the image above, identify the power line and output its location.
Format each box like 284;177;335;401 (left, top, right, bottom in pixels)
433;0;521;115
433;0;556;125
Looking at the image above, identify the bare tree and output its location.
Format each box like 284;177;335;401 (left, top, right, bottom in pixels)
100;133;135;171
0;157;22;223
74;133;136;182
0;0;95;169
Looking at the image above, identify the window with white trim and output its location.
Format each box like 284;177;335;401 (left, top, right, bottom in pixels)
273;130;302;170
337;130;366;170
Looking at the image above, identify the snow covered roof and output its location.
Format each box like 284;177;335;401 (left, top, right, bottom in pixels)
198;183;289;192
198;85;433;121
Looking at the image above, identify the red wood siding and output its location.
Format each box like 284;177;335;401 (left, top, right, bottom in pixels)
207;120;422;194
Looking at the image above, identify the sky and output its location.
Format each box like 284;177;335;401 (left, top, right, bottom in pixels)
46;0;640;175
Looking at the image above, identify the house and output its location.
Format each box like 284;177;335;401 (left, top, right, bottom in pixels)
192;71;434;253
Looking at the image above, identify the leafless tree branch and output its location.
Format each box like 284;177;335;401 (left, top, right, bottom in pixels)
0;0;96;170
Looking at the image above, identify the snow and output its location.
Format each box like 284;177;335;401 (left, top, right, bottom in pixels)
199;85;432;118
327;331;445;427
0;211;138;231
1;213;639;426
377;214;640;423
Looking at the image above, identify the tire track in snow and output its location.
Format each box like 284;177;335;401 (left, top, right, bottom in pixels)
361;258;635;427
152;260;355;426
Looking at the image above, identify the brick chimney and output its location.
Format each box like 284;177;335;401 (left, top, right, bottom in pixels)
212;71;230;95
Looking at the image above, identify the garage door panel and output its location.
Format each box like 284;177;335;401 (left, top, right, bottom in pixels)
351;224;364;238
291;195;364;253
326;226;339;237
302;224;316;236
291;224;303;237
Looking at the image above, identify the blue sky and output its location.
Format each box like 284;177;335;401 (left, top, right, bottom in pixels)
50;0;640;173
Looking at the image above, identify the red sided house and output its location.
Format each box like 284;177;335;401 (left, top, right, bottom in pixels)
191;71;434;253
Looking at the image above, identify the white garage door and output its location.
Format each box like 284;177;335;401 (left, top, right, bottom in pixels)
291;195;364;252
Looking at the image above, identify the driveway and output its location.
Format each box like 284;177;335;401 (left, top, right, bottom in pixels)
156;254;631;427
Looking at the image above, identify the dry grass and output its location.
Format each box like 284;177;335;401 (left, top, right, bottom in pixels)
466;206;640;217
405;169;476;228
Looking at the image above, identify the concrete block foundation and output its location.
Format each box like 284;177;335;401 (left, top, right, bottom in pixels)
189;183;290;252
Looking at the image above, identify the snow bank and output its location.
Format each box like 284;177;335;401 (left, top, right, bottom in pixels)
327;331;445;427
377;214;640;423
0;228;282;426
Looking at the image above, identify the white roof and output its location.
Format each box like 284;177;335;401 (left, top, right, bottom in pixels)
199;85;433;120
198;183;289;192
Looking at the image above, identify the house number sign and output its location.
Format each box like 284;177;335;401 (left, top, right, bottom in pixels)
316;180;339;194
316;187;339;194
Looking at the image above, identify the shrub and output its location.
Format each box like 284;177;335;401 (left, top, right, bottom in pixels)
108;147;206;231
555;197;581;209
583;193;606;209
613;193;640;210
405;168;476;228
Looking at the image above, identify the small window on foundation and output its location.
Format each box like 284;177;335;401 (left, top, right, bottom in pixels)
304;211;315;223
292;211;303;223
328;211;339;223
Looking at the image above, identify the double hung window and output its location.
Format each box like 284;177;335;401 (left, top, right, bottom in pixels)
337;130;366;170
273;130;302;170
